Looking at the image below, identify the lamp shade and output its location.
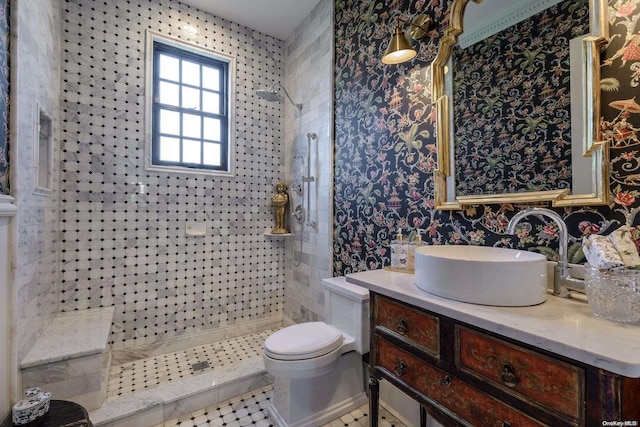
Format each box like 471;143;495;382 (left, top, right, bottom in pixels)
381;26;416;64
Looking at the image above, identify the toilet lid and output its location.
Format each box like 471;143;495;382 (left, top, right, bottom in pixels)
264;322;344;361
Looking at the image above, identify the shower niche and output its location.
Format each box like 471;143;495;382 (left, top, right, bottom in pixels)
33;105;54;196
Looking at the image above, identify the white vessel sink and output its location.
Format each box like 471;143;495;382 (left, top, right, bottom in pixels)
414;246;547;306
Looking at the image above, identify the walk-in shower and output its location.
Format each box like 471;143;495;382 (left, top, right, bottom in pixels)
255;83;303;110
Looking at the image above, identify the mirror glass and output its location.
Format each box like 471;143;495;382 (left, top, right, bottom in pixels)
431;0;609;209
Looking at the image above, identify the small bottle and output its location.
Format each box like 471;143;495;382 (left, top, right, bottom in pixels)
390;228;408;270
407;229;425;271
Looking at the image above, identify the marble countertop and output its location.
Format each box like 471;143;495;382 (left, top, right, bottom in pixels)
346;269;640;377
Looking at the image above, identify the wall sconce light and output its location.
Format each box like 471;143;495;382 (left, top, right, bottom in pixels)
381;14;432;65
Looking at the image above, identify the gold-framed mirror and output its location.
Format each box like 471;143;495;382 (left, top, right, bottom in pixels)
431;0;609;210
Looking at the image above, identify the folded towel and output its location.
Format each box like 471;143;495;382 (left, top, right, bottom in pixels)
608;226;640;267
582;234;625;270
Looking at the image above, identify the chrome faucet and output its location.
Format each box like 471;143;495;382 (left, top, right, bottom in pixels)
507;207;584;296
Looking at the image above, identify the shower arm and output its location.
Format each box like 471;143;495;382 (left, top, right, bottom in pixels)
275;84;303;111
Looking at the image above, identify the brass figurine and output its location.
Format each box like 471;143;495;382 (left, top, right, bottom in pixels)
271;181;289;234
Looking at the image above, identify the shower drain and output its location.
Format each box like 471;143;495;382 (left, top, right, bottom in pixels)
191;361;210;372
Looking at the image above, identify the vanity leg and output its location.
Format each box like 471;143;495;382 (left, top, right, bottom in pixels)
420;406;427;427
368;376;379;427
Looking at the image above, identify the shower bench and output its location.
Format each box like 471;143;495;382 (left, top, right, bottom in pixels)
20;307;114;411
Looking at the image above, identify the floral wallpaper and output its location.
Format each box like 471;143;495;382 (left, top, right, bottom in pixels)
333;0;640;276
452;0;587;195
0;0;8;195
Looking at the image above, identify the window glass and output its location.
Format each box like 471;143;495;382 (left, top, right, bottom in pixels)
159;54;179;81
182;113;201;139
181;60;200;86
203;143;221;166
182;139;201;164
202;67;220;90
182;86;200;110
159;109;180;135
202;91;220;115
159;81;179;106
203;117;221;141
159;136;180;162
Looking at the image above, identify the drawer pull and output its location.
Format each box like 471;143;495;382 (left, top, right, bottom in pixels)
500;362;519;387
501;422;512;427
394;361;408;377
397;319;408;335
440;375;452;388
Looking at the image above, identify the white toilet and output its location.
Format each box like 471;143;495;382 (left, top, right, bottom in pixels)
263;276;370;427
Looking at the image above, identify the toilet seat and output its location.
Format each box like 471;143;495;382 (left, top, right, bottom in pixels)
264;322;343;361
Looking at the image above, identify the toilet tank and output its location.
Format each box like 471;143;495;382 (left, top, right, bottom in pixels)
322;277;370;354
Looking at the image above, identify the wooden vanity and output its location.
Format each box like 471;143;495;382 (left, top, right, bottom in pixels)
345;270;640;427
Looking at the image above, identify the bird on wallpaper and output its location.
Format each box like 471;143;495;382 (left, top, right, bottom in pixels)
395;123;429;153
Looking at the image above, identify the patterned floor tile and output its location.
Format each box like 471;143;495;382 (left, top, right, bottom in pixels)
107;330;274;400
157;385;407;427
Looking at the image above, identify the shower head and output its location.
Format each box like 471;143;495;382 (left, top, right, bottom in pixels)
255;83;303;110
255;89;282;103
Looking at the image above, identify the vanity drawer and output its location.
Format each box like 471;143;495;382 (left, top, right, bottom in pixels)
377;337;546;427
455;325;584;422
375;295;439;357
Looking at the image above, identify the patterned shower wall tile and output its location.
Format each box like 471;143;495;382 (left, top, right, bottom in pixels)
61;0;287;350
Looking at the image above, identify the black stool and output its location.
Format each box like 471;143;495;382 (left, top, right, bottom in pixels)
11;400;93;427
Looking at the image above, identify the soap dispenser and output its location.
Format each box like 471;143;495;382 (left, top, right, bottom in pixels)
407;229;425;271
390;228;408;270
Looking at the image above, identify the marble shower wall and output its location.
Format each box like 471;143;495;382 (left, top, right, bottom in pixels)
11;0;62;366
60;0;286;350
283;0;333;323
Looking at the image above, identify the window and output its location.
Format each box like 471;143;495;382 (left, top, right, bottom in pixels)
149;36;233;173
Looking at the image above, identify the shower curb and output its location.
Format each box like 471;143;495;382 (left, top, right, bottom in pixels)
89;354;273;426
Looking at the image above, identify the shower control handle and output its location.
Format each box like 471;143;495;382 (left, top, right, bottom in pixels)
293;205;304;224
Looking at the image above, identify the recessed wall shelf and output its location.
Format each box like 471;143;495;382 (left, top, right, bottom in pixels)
33;104;54;197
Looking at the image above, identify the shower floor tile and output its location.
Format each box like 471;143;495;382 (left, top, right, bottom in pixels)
107;330;275;400
157;385;407;427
